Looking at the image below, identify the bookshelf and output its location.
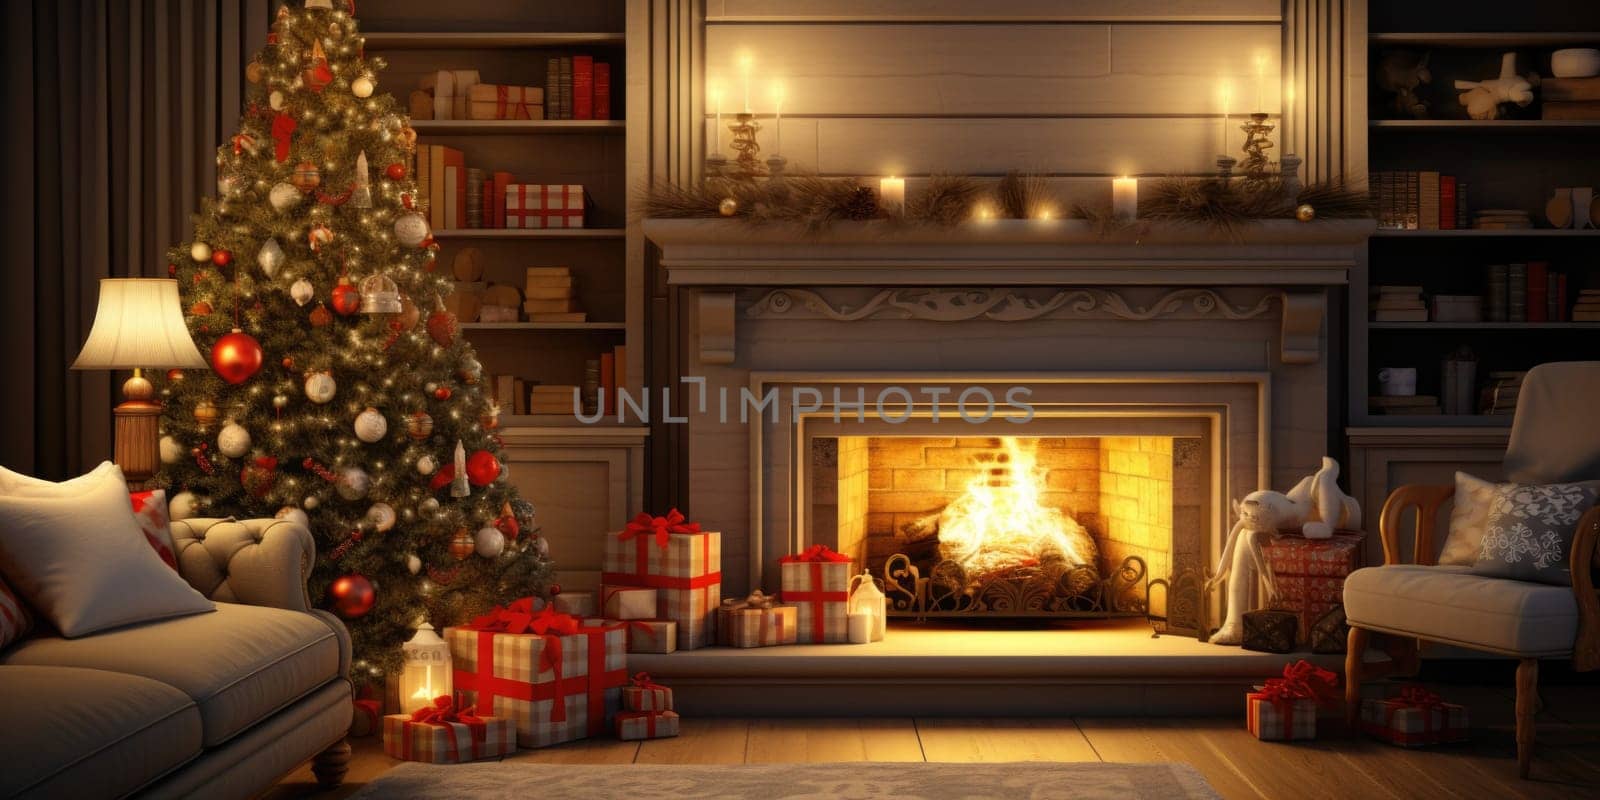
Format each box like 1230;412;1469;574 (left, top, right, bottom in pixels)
1352;2;1600;429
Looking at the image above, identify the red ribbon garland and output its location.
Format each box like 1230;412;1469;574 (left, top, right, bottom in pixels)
1251;659;1338;739
270;112;297;163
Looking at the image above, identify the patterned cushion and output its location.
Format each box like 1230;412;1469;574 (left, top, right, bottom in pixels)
1471;482;1600;585
0;574;31;650
1438;471;1497;566
129;489;178;571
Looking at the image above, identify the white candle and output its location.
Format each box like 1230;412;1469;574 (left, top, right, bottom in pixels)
848;610;873;644
771;82;785;155
738;53;753;113
879;176;905;212
1112;176;1138;220
710;84;723;154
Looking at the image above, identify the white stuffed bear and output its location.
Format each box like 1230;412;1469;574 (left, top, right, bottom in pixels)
1207;457;1361;645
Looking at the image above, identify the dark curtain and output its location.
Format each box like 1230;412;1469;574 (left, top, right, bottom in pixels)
2;1;270;479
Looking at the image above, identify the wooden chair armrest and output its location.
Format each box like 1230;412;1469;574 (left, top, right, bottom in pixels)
1378;484;1455;566
1572;506;1600;672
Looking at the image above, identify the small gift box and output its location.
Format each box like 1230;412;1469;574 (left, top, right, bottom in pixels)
1362;687;1470;747
717;590;799;648
1309;605;1349;655
1241;609;1299;654
1246;660;1337;741
622;672;674;712
624;619;677;655
382;696;516;763
780;545;854;644
505;184;586;229
467;83;545;120
350;697;382;737
616;709;680;741
601;585;660;620
552;591;596;618
419;69;481;120
602;509;721;650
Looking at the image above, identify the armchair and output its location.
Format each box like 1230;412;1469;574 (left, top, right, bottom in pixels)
1342;361;1600;778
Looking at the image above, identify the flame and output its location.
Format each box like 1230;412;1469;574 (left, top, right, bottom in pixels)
937;439;1097;577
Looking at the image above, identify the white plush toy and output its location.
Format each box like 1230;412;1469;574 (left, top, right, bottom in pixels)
1455;52;1535;120
1207;457;1361;646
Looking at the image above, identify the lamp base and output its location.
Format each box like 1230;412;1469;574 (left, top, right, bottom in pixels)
115;371;161;487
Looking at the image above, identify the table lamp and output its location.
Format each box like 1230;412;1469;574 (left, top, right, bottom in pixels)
71;278;208;485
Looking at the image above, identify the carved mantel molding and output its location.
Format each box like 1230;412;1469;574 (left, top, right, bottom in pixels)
746;287;1278;323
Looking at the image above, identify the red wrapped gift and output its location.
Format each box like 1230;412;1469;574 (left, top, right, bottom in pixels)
505;184;586;229
1246;660;1338;741
467;83;545;120
601;509;721;650
616;709;679;741
622;672;674;712
625;619;677;655
381;695;516;763
1361;686;1469;747
780;545;853;644
1264;532;1364;644
446;599;627;748
717;590;798;648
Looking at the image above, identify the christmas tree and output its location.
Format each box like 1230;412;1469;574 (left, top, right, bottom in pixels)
156;1;552;680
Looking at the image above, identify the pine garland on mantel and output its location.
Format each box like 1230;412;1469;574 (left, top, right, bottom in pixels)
642;171;1372;237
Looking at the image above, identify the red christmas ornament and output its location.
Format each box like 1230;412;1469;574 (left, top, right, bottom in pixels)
192;444;215;475
433;385;452;400
271;112;297;163
166;368;185;382
428;463;455;492
466;450;501;487
168;263;178;277
448;529;475;560
191;300;213;316
385;162;406;180
328;574;375;618
493;503;520;539
282;356;295;370
426;308;457;346
309;303;333;327
330;277;361;315
241;456;278;498
212;328;264;384
304;40;334;93
548;583;561;596
211;249;233;267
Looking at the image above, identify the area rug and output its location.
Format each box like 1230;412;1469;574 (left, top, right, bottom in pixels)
350;760;1220;799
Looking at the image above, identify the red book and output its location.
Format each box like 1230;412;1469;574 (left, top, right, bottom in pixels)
1439;176;1456;230
1527;261;1548;322
599;351;616;417
594;62;611;120
572;55;594;120
491;171;513;229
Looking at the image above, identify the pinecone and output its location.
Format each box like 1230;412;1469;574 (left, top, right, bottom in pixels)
842;186;878;221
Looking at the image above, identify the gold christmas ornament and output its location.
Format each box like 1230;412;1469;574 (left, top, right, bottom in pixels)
190;241;213;262
351;75;375;98
193;400;220;427
718;197;738;217
1295;203;1317;222
245;61;263;84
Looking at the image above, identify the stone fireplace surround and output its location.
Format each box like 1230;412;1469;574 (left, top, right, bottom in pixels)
640;219;1373;715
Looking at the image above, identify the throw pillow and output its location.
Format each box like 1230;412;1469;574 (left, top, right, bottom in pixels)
1438;471;1498;566
0;574;31;650
0;464;214;637
129;489;179;571
0;460;118;495
1472;481;1600;585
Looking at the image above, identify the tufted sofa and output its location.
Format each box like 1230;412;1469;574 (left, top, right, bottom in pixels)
0;518;353;799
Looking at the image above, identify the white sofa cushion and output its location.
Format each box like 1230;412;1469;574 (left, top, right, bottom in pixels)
1343;564;1579;656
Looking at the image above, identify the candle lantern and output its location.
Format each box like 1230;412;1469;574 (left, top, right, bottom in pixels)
849;571;886;642
398;622;452;713
878;176;906;215
1112;177;1138;221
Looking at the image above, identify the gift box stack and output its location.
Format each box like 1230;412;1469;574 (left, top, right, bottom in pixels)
1262;531;1365;645
602;510;722;650
597;584;679;654
616;673;680;741
780;545;855;643
717;590;799;648
382;695;517;763
444;598;627;749
1246;660;1338;741
1361;687;1469;747
506;184;587;229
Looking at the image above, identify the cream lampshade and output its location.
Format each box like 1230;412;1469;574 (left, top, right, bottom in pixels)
71;278;208;484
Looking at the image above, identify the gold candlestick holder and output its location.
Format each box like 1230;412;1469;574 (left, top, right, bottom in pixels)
728;113;766;178
1239;112;1276;182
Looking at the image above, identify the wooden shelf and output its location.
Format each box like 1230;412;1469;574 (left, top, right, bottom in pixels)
1369;322;1600;330
461;322;625;332
362;32;625;49
499;414;647;429
1357;414;1515;428
1370;119;1600;131
431;228;625;240
1369;32;1600;48
1372;229;1600;238
410;119;625;135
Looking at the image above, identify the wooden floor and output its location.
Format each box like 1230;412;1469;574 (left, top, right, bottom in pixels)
269;682;1600;799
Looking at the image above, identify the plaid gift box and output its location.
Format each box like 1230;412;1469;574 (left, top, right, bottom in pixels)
381;698;516;763
1245;660;1337;741
602;510;721;650
505;184;586;229
622;673;674;712
780;545;853;644
601;585;659;620
467;83;545;120
717;591;798;648
1362;688;1469;747
616;709;679;741
446;601;627;749
1242;608;1299;654
624;619;677;654
552;591;596;618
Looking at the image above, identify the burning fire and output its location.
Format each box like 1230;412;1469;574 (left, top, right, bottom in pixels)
937;438;1099;577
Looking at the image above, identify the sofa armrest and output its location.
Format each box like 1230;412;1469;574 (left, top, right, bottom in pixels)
170;517;314;612
1378;484;1455;566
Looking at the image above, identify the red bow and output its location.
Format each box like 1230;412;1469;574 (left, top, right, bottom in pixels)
621;509;701;548
1256;659;1338;706
231;133;255;156
631;672;666;691
409;694;483;727
271;112;297;163
780;544;851;564
464;596;577;636
1395;685;1446;710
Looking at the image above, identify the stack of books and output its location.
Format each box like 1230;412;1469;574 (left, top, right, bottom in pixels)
1440;349;1478;415
1485;263;1570;321
1542;78;1600;120
544;56;613;120
530;385;582;415
1481;371;1527;415
1370;395;1442;415
1373;171;1465;230
1373;285;1427;322
1574;289;1600;322
524;267;584;323
1472;209;1532;230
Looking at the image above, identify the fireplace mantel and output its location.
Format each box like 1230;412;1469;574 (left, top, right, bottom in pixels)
644;219;1374;287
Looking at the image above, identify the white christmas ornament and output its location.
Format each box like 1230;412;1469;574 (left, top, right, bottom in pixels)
365;502;397;532
290;277;315;306
351;150;373;208
190;242;213;262
159;435;184;464
351;75;375;99
354;407;388;443
394;212;429;247
170;491;199;520
419;497;440;514
475;527;506;558
275;506;310;528
269;182;302;212
406;553;422;574
269;90;286;110
257;239;285;277
337;467;371;501
415;454;438;475
303;495;320;510
305;371;337;404
217;421;251;458
218;174;237;196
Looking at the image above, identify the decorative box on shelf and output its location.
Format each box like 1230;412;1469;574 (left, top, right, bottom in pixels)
779;545;854;644
467;83;545;120
601;509;721;650
505;184;587;229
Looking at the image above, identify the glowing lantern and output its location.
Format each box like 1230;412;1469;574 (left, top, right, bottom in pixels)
398;622;452;713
